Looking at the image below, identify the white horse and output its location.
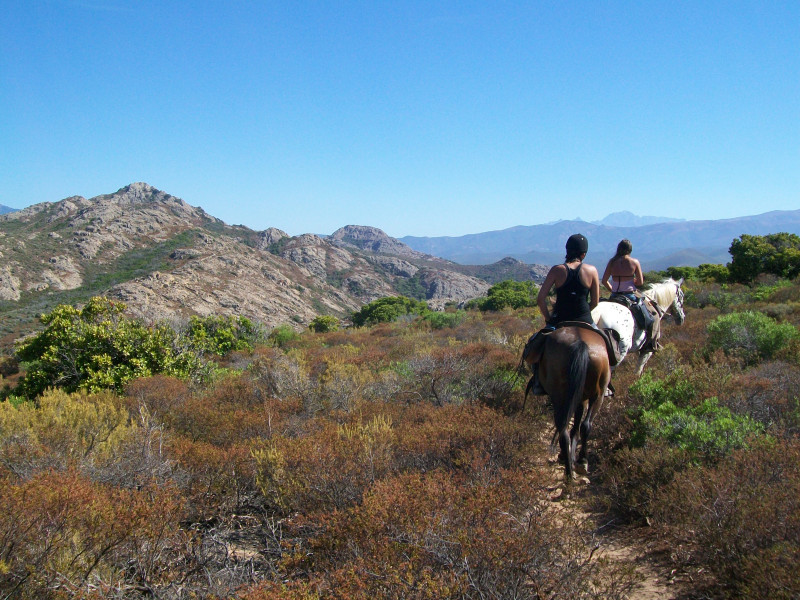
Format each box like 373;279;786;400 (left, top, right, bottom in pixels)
591;278;686;376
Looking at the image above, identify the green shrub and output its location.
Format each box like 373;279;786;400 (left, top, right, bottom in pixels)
707;311;800;364
628;369;701;411
478;280;537;311
351;296;429;327
423;310;466;329
268;324;300;348
308;315;340;333
697;263;730;283
14;297;205;398
728;232;800;283
631;397;765;460
186;314;264;355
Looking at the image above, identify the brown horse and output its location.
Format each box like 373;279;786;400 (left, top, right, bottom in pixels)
523;325;611;480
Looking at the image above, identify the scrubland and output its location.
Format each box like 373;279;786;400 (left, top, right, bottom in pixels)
1;277;799;599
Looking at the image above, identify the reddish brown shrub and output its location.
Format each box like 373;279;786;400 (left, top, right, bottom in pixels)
652;439;800;599
124;374;191;421
282;469;634;600
169;437;255;518
0;469;184;598
597;441;691;525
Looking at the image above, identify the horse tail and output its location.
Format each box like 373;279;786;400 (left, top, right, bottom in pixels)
553;339;589;433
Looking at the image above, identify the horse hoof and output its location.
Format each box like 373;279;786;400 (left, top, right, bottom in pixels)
575;460;589;475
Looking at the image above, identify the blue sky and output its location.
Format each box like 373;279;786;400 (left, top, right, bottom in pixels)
2;1;798;237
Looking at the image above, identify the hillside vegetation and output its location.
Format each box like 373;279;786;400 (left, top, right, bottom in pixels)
0;240;799;598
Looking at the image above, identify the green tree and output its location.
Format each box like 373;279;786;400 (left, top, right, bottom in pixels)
351;296;429;327
480;280;537;311
664;266;698;281
728;233;800;283
14;297;203;399
696;263;729;283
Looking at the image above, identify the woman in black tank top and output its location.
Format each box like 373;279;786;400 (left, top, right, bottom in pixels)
537;233;600;326
553;262;593;324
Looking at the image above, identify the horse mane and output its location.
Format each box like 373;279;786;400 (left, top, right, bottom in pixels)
642;278;679;308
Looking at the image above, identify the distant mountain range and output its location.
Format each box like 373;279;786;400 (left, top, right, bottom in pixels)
591;210;685;228
401;210;800;271
0;204;18;215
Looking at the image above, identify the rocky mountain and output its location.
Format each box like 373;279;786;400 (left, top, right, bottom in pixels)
401;210;800;271
0;184;491;342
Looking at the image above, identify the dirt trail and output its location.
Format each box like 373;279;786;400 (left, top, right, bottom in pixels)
540;450;684;600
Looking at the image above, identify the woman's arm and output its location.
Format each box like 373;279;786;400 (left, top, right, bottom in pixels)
601;260;614;292
633;258;644;287
587;265;601;310
537;266;561;323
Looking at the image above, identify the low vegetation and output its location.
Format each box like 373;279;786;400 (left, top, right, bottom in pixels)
0;234;799;598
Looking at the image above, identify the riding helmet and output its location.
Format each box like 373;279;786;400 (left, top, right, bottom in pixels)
566;233;589;255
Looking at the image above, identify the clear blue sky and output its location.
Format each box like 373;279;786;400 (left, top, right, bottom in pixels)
2;1;798;237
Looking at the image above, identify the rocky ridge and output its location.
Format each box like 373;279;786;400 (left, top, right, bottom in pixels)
0;184;498;335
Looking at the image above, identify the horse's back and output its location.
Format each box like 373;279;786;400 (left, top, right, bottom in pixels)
591;302;635;358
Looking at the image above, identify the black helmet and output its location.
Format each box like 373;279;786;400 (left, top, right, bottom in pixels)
566;233;589;255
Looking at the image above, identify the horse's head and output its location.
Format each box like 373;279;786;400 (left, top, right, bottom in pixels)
669;278;686;325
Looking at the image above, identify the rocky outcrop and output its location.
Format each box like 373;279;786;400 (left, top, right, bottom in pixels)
109;235;362;328
330;225;434;260
0;266;21;301
420;268;491;302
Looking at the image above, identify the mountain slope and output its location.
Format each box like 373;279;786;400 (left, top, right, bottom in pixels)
401;210;800;270
0;184;490;341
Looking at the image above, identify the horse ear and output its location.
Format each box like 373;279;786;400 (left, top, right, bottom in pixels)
677;277;684;286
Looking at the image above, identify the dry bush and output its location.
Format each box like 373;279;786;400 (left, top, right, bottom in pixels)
724;361;800;434
404;343;518;406
252;400;540;518
0;469;184;598
124;374;191;422
279;469;635;600
651;439;800;599
247;347;313;402
0;388;138;478
596;441;691;525
234;581;321;599
392;402;538;475
253;414;396;514
169;437;256;518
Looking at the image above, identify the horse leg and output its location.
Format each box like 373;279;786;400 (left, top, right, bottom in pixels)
575;394;604;475
635;350;653;376
558;427;574;480
570;401;585;474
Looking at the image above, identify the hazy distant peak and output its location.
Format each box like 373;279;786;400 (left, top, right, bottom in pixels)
0;204;18;215
594;211;685;227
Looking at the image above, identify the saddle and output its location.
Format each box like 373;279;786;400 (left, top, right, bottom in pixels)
522;321;623;368
603;294;662;352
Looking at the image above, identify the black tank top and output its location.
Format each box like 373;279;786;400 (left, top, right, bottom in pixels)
553;263;593;324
